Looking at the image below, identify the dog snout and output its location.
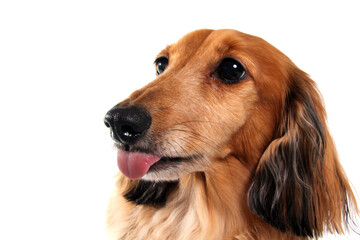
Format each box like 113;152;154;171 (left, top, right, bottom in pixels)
104;105;151;145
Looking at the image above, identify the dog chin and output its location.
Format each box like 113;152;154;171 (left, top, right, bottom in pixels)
142;161;206;182
142;170;183;181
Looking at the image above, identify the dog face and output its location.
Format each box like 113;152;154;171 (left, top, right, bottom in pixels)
105;29;286;181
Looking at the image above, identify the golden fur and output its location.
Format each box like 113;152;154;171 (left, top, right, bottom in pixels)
105;29;358;240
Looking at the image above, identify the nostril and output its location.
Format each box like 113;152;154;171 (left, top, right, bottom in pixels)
120;124;142;138
121;125;135;137
104;114;113;129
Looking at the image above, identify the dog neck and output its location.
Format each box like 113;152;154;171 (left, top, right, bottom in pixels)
106;155;302;240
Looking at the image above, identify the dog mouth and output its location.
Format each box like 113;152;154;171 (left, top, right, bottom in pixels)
116;149;196;180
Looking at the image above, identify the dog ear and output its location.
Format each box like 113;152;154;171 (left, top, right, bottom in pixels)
248;67;357;238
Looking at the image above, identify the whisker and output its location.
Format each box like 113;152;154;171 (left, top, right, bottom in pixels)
172;139;191;158
176;136;204;158
166;140;182;157
173;120;221;126
166;128;221;152
176;137;210;169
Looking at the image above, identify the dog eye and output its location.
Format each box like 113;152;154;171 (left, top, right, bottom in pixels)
155;57;169;75
216;58;246;84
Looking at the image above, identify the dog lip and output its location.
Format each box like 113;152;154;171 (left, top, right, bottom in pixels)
113;142;153;154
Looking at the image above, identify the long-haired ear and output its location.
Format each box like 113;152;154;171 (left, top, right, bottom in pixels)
248;67;358;238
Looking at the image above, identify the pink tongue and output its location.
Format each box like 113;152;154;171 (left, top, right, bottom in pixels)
117;150;161;180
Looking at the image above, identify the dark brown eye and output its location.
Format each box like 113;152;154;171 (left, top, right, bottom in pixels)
216;58;246;84
154;57;169;75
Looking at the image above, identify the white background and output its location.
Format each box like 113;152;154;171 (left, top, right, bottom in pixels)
0;0;359;239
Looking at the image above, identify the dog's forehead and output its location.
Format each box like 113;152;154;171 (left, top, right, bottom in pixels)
157;29;213;60
157;29;281;70
160;29;265;56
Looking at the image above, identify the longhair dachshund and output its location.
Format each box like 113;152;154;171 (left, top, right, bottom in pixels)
104;29;358;240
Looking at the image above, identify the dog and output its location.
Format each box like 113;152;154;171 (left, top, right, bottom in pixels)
104;29;358;240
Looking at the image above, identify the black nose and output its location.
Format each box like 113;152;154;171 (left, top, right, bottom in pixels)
104;105;152;145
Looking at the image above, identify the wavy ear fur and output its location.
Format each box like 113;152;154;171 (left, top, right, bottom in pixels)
248;67;357;238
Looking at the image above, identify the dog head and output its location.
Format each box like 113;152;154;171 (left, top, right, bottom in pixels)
105;29;357;237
